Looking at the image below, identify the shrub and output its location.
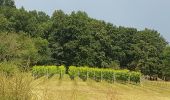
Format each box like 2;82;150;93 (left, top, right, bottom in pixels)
68;66;78;80
58;65;66;79
46;66;58;78
115;70;130;82
93;68;102;82
130;71;141;83
88;68;96;80
32;66;45;78
78;67;88;81
102;69;115;83
0;62;19;76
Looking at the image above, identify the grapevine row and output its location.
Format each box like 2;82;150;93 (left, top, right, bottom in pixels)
32;65;66;79
68;66;141;84
32;65;141;84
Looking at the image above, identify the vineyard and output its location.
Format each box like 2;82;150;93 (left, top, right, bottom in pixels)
32;65;66;79
32;66;141;84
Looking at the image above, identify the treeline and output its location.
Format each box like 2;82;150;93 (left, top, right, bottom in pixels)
0;0;170;80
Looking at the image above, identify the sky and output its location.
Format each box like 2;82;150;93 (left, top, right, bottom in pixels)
15;0;170;43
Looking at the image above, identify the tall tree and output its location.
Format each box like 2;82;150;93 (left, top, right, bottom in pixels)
135;29;167;76
162;46;170;80
0;0;15;8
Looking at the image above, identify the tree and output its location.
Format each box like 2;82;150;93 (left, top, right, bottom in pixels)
0;14;11;32
0;32;51;70
33;37;51;65
0;0;15;8
162;46;170;80
134;29;167;78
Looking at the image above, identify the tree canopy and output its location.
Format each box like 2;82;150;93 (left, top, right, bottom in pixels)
0;0;15;8
162;46;170;78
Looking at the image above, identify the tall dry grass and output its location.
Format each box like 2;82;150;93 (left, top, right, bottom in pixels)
0;72;36;100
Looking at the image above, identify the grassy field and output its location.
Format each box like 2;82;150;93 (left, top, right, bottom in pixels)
32;75;170;100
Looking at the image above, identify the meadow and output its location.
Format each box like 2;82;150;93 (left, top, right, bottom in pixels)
1;72;170;100
32;75;170;100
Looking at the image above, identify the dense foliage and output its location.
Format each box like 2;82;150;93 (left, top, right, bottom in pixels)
0;0;15;8
68;66;141;83
0;32;51;70
0;0;169;80
162;46;170;80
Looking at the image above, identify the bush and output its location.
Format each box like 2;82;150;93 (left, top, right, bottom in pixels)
88;68;96;80
93;68;102;82
68;66;78;80
78;67;88;81
58;65;66;79
130;71;141;83
32;66;45;78
46;66;58;78
102;69;114;83
0;62;19;76
115;70;130;82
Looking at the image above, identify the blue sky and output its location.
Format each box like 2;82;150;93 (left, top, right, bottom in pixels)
15;0;170;43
